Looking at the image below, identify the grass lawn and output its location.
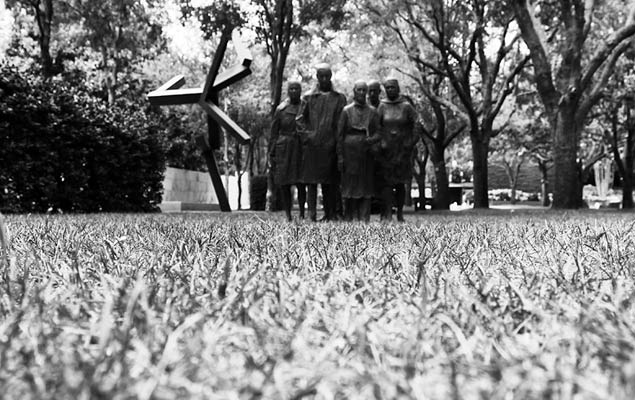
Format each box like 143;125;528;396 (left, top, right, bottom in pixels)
1;211;635;399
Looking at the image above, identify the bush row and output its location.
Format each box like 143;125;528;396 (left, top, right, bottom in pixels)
0;65;167;213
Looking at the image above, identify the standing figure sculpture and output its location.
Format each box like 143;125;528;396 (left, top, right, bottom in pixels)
337;81;381;221
270;81;307;221
377;77;418;222
367;79;382;109
297;63;347;221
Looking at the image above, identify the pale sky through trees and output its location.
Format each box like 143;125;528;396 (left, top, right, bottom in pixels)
0;0;13;58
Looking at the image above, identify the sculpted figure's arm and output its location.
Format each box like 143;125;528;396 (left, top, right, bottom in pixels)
295;97;307;130
367;108;382;146
295;97;311;142
377;103;388;149
335;94;347;129
336;108;349;172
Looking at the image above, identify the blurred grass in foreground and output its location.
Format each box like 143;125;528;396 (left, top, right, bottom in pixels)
1;212;635;399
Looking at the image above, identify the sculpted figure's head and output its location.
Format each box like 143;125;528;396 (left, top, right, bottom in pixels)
367;79;381;106
315;63;333;92
353;80;368;105
287;81;301;104
383;77;400;101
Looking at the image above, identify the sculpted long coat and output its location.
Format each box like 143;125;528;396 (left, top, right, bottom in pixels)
270;100;303;186
377;97;418;185
337;102;381;198
297;88;347;184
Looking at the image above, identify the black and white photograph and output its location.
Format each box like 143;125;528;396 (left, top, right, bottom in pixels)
2;0;635;398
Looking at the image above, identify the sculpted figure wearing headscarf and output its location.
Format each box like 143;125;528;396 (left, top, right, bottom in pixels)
376;78;419;222
269;80;307;221
336;80;381;222
296;63;347;221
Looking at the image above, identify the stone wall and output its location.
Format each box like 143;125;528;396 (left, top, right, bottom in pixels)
160;167;250;211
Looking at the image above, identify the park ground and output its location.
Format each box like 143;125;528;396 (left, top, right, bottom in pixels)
1;209;635;399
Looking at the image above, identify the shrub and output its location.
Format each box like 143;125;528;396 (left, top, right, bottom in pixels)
0;64;166;213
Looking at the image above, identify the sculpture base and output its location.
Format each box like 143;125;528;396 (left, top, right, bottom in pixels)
159;201;220;212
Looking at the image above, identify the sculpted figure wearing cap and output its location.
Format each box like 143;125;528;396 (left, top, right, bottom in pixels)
296;63;347;221
269;80;307;221
336;80;381;222
376;77;419;222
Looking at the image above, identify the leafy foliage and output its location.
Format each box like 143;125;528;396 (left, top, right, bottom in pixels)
0;64;167;213
179;0;247;38
68;0;166;103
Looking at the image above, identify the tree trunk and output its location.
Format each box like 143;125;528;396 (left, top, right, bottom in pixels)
621;124;634;209
269;54;287;115
405;181;413;206
256;137;262;175
101;47;117;105
502;160;516;204
106;68;118;105
267;60;281;212
34;0;54;77
234;141;243;210
510;158;525;205
414;150;428;211
430;145;450;210
538;160;551;207
552;106;582;208
622;170;633;209
471;132;489;208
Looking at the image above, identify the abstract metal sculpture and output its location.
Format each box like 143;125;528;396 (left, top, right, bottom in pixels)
148;29;252;211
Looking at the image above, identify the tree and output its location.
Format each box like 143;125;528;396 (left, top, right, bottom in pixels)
70;0;165;104
598;50;635;209
488;91;553;205
490;136;529;204
416;76;466;209
510;0;635;208
364;0;529;208
5;0;74;76
251;0;347;114
528;123;552;206
610;96;635;208
601;101;635;208
181;0;347;115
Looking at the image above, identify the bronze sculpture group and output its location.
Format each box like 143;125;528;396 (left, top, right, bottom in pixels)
270;64;418;222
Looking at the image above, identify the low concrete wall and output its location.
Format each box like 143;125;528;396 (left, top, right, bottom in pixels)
160;167;250;211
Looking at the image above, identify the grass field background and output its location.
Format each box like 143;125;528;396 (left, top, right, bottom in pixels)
1;211;635;399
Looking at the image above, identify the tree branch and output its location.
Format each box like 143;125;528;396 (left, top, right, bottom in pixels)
511;0;560;113
577;40;632;121
579;4;635;92
444;123;467;148
491;54;531;120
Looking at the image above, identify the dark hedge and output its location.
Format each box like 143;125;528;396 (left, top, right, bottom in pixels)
0;65;167;213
